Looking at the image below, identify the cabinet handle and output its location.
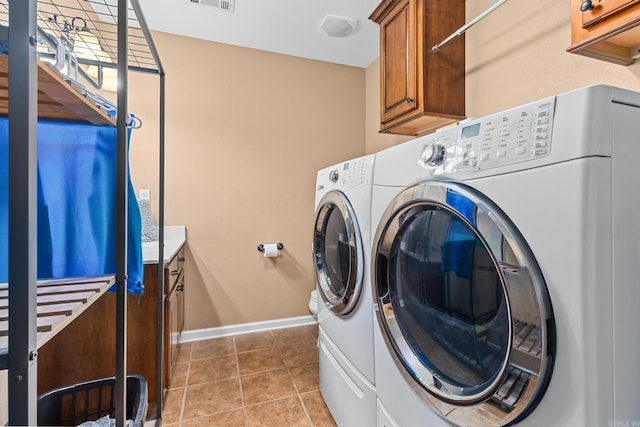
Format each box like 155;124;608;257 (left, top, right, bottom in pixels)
171;270;179;276
178;257;185;262
580;0;594;12
177;285;184;291
406;97;414;103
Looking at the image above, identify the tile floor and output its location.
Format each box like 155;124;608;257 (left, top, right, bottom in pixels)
161;324;337;426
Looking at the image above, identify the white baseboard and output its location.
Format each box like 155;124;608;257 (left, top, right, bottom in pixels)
179;314;318;343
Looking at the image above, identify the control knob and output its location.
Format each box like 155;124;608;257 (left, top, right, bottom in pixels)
329;169;339;183
421;141;446;167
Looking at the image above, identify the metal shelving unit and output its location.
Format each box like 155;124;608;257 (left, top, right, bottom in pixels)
2;0;165;425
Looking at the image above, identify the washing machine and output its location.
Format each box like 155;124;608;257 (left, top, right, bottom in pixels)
370;85;640;427
313;153;376;427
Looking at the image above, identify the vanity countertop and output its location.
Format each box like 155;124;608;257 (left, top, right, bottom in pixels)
142;226;186;265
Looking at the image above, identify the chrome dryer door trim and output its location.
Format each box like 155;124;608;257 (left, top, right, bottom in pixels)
314;190;364;315
372;178;555;426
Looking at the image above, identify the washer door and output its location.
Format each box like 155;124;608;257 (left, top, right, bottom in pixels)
314;190;364;315
373;179;555;426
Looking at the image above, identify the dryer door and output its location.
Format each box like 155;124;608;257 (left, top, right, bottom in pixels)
314;190;364;315
373;179;555;426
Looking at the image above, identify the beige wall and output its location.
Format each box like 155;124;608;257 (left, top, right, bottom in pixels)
465;0;640;115
128;31;365;330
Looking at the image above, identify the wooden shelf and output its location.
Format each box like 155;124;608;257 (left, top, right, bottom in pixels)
0;275;115;349
0;55;115;125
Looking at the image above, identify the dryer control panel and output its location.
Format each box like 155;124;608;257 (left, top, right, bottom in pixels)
452;95;556;172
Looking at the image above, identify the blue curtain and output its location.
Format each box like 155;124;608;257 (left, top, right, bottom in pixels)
0;118;143;294
441;189;478;279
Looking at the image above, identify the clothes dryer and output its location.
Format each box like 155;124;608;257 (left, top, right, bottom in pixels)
370;85;640;426
313;154;376;426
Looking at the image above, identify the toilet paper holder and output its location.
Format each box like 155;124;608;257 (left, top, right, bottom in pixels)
257;243;284;252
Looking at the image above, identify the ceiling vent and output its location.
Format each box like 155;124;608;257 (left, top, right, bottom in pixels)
186;0;236;13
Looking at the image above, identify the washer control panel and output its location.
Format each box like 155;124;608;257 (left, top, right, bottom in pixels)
453;95;555;172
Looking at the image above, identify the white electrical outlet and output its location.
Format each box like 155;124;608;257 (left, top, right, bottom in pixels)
139;189;150;200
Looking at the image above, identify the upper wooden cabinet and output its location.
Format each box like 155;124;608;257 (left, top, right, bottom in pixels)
370;0;465;136
567;0;640;64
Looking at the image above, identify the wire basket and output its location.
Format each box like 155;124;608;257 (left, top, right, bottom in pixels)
37;375;147;427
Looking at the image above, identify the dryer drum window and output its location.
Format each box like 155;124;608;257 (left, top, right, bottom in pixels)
373;179;555;426
314;190;364;315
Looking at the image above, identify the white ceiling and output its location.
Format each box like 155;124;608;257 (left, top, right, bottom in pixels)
137;0;382;68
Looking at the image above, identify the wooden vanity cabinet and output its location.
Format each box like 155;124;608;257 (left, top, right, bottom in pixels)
164;246;185;390
125;244;185;408
568;0;640;64
129;245;186;407
369;0;465;136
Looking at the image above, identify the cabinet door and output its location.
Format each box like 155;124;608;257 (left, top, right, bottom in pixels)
165;284;179;385
177;275;185;334
379;0;417;124
581;0;640;27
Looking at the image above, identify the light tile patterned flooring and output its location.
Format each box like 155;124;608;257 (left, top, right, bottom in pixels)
161;324;337;426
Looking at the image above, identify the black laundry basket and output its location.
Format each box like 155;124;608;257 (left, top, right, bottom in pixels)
37;374;148;427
